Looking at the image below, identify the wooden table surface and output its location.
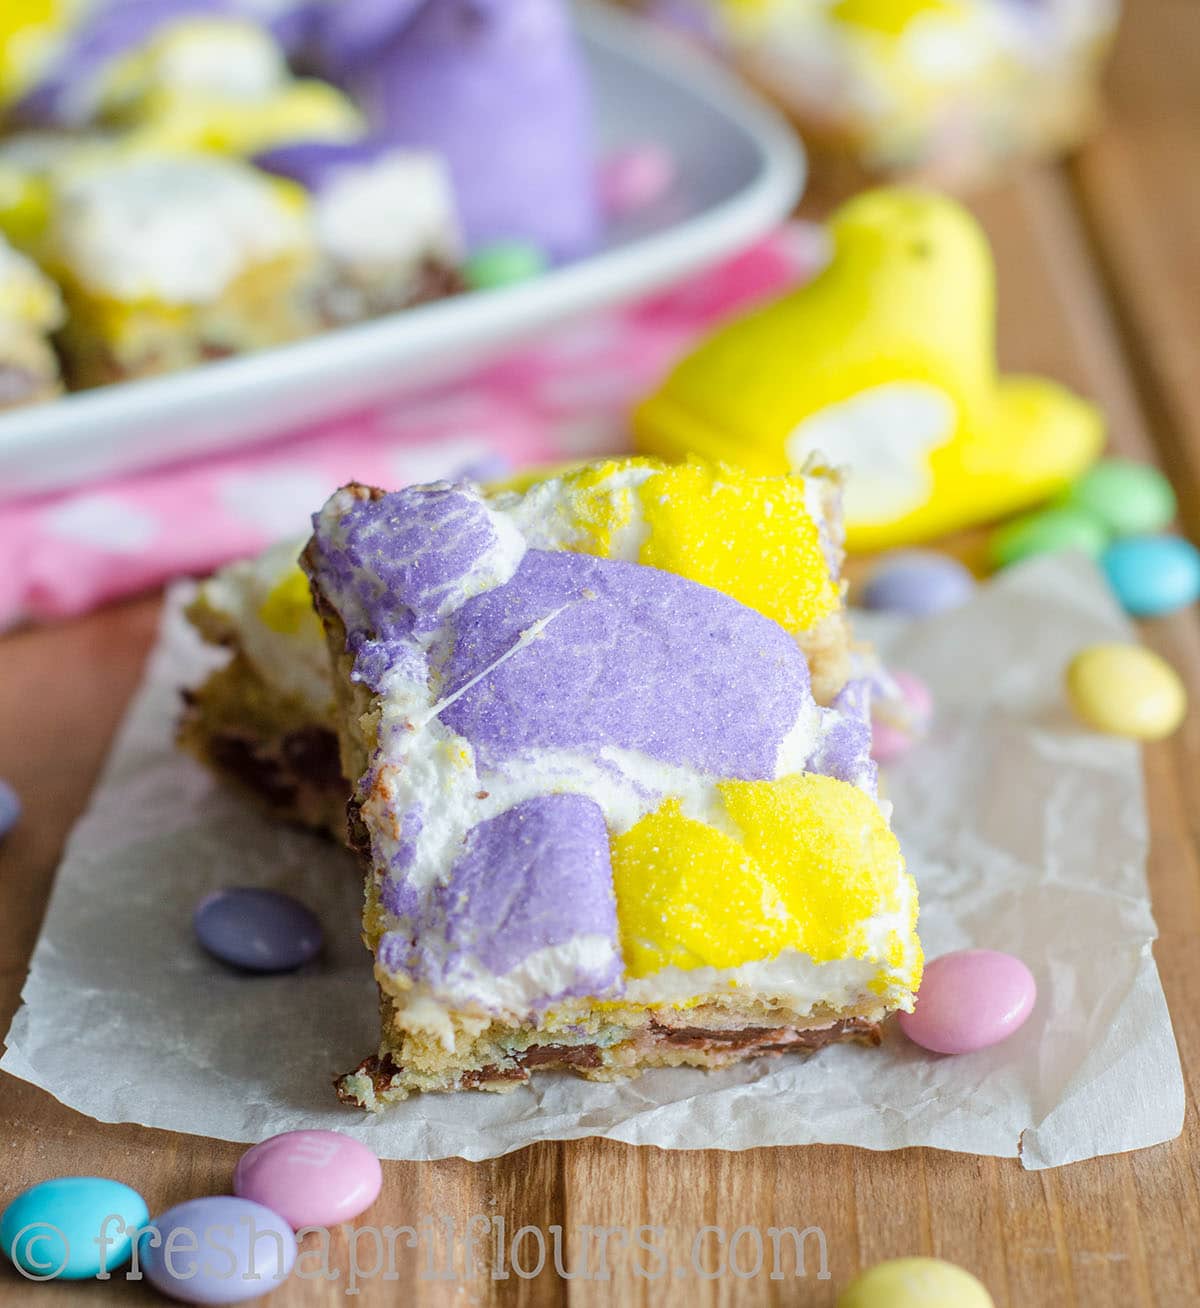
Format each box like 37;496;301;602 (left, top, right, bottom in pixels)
3;5;1199;1305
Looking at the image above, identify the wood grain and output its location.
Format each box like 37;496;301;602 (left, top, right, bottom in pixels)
3;7;1200;1303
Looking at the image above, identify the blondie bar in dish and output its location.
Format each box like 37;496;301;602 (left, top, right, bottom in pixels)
640;0;1118;191
301;458;922;1106
180;540;345;835
45;150;318;386
113;18;364;157
0;231;63;408
254;139;463;325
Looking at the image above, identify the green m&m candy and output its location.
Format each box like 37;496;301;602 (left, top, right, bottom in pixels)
989;505;1109;570
1059;459;1176;537
463;241;548;291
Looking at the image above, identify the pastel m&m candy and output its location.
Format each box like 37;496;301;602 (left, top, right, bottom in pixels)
989;505;1108;569
1101;534;1200;617
1;1177;149;1280
463;241;547;290
141;1197;296;1305
234;1130;382;1230
0;778;19;841
871;670;933;765
600;144;676;217
1066;643;1186;740
898;949;1035;1055
861;551;975;618
194;888;323;974
838;1257;994;1308
1061;459;1176;537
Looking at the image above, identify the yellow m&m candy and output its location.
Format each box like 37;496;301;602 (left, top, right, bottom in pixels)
1066;643;1186;741
838;1257;994;1308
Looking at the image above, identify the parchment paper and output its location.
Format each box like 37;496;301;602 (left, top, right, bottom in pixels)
2;553;1184;1168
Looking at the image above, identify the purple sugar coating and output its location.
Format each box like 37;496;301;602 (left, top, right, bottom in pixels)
379;807;424;918
375;795;622;999
258;0;329;60
311;483;508;688
807;679;878;796
439;794;619;979
313;0;600;259
435;550;812;780
253;136;396;191
11;0;234;128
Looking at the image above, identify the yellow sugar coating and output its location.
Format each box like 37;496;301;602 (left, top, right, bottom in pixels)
0;168;52;253
128;81;363;156
830;0;965;36
0;1;67;105
612;774;920;987
546;456;839;634
635;460;840;634
612;799;786;975
258;566;323;638
557;457;654;555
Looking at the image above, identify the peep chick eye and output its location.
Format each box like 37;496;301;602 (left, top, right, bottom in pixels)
909;240;932;259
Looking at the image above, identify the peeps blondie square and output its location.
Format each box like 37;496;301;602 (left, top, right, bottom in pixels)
300;459;921;1106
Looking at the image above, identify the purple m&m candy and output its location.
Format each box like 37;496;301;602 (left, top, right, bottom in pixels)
234;1131;382;1230
141;1197;296;1305
0;778;20;841
194;888;323;974
899;949;1036;1055
862;551;976;617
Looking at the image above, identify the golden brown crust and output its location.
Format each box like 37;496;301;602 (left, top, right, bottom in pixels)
338;1011;883;1108
177;653;348;836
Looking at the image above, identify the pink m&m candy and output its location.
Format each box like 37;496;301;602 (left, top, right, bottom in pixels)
872;670;934;765
599;144;676;217
899;950;1036;1055
234;1130;382;1230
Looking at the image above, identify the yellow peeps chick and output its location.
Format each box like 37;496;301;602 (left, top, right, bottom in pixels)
634;187;1103;551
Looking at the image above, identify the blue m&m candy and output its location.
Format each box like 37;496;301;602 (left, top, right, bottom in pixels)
1101;534;1200;617
1;1176;149;1279
0;778;20;841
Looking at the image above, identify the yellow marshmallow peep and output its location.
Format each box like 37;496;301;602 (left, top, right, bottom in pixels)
557;456;840;634
613;774;920;1002
634;187;1103;551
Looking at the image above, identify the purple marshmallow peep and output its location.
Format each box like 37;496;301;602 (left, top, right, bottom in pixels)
308;482;519;691
314;0;600;260
378;795;622;1004
238;0;330;62
805;678;878;796
435;549;811;779
253;136;396;191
